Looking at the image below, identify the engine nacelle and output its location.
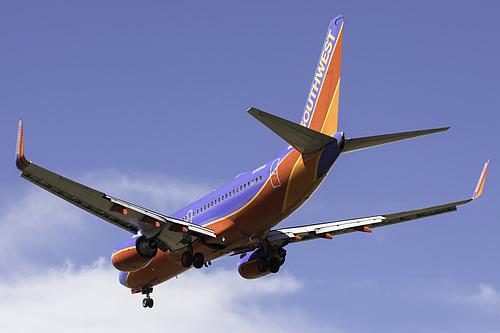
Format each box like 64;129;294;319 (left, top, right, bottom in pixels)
112;236;158;272
237;247;272;279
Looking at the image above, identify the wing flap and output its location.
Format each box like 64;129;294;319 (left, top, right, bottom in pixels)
107;196;216;239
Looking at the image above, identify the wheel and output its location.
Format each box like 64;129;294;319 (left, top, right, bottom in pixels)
193;252;205;269
142;297;154;308
269;257;280;273
181;251;193;267
257;256;269;273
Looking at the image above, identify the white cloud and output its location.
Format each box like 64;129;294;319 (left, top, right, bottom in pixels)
450;283;500;308
81;169;215;213
0;188;86;270
0;171;342;332
0;259;339;333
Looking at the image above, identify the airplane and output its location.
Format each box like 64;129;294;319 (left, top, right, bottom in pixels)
15;14;489;308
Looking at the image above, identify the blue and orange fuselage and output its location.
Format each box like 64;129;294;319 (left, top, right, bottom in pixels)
117;15;345;290
119;133;344;288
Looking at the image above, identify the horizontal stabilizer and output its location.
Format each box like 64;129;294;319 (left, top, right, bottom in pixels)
343;127;450;153
248;107;335;154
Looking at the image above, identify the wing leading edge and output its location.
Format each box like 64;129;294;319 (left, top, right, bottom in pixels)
267;160;489;248
15;119;216;252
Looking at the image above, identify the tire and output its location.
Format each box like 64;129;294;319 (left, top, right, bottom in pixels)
269;257;280;273
193;252;205;269
257;257;269;273
181;251;193;267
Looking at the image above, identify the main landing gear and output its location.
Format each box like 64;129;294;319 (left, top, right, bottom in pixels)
141;286;154;308
181;243;205;269
181;249;205;269
257;244;286;274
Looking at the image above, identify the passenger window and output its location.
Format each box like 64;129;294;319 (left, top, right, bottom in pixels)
243;184;246;189
251;180;254;185
260;175;262;181
225;194;228;199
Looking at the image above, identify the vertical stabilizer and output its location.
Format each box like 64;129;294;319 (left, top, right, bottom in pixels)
300;15;344;136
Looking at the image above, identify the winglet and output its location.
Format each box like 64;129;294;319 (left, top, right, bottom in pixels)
16;118;31;171
472;160;489;200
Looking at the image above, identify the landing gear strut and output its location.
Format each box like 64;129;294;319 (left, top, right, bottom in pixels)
141;286;154;308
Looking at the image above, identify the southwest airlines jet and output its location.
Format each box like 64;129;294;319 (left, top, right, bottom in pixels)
15;15;488;308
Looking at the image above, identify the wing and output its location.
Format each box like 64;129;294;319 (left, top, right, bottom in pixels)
15;119;215;252
267;160;489;248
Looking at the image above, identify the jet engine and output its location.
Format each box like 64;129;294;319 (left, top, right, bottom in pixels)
237;247;286;279
112;236;158;272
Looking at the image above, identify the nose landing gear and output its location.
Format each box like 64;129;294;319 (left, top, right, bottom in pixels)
141;286;154;308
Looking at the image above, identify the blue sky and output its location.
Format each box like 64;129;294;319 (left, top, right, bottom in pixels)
1;1;499;332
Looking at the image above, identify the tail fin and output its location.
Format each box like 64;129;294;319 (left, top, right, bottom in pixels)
300;15;344;136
